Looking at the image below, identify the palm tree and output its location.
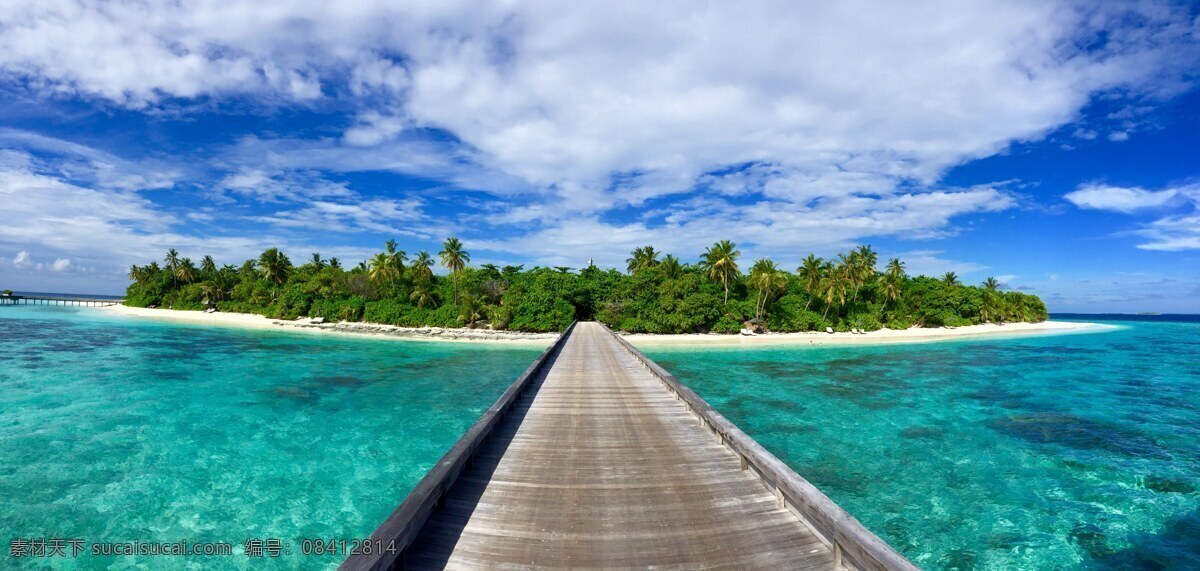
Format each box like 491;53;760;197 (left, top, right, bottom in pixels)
659;254;683;280
412;250;434;282
310;252;324;269
851;245;877;304
748;259;787;319
626;245;659;274
200;255;217;275
980;277;1001;323
328;257;341;269
368;252;392;285
175;258;197;284
943;272;960;287
798;254;823;311
701;240;740;305
164;248;181;287
837;252;862;307
879;258;905;308
410;284;436;308
456;294;484;327
439;237;470;304
820;263;849;321
258;248;292;294
128;264;144;283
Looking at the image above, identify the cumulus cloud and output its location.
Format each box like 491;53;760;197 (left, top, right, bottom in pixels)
12;250;31;267
1;0;1198;276
50;258;71;271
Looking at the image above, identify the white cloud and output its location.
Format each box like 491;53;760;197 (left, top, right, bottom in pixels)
1135;213;1200;251
1066;182;1200;251
1;1;1196;217
1108;131;1130;142
1;0;1198;283
1064;184;1177;213
217;168;354;203
249;198;432;237
0;151;384;292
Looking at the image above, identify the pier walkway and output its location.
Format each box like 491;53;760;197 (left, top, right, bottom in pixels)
0;294;122;307
344;322;916;570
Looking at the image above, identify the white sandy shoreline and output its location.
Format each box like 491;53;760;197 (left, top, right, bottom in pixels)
626;320;1115;348
99;305;560;347
98;305;1113;348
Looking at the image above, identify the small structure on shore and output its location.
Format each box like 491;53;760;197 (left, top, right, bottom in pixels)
742;318;765;334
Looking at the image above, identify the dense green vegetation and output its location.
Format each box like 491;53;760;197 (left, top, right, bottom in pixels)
125;240;1047;333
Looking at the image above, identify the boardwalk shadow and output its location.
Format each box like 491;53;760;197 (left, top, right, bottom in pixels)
402;346;562;567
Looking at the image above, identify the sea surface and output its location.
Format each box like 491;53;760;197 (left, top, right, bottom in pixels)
3;307;1197;570
646;317;1200;570
0;305;541;569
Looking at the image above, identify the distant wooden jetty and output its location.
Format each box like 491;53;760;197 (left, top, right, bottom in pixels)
0;294;122;307
343;322;916;570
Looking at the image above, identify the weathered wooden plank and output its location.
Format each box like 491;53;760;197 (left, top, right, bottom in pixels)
344;321;917;570
339;322;578;571
604;323;919;571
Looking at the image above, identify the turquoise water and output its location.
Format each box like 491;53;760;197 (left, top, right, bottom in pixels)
0;305;541;569
4;308;1197;570
646;320;1200;569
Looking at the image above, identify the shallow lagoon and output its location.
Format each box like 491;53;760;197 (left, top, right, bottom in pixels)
3;307;1197;569
646;318;1200;569
0;305;540;569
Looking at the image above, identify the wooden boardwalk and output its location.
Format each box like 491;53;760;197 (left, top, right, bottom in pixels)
0;294;122;306
344;322;916;570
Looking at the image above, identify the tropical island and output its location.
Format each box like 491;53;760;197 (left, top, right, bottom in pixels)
122;239;1048;335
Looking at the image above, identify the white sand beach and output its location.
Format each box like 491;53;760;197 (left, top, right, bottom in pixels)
625;320;1113;348
101;305;1112;349
100;305;560;346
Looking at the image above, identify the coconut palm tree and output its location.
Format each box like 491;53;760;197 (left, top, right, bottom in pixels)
410;284;436;308
456;294;484;327
626;246;659;274
659;254;683;280
368;253;392;285
439;237;470;304
980;277;1002;323
702;240;740;305
310;252;324;269
175;258;197;284
164;248;181;287
798;254;823;311
258;248;292;293
412;250;434;282
328;257;341;269
820;263;849;321
943;272;960;287
879;258;905;308
200;255;217;275
851;245;877;304
128;264;144;283
748;259;787;319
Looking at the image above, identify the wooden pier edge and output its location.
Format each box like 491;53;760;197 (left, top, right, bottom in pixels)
601;323;920;571
340;321;578;571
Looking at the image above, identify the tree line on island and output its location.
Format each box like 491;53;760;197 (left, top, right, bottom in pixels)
125;239;1047;333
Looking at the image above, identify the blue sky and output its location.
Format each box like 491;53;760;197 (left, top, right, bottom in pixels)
0;1;1197;312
